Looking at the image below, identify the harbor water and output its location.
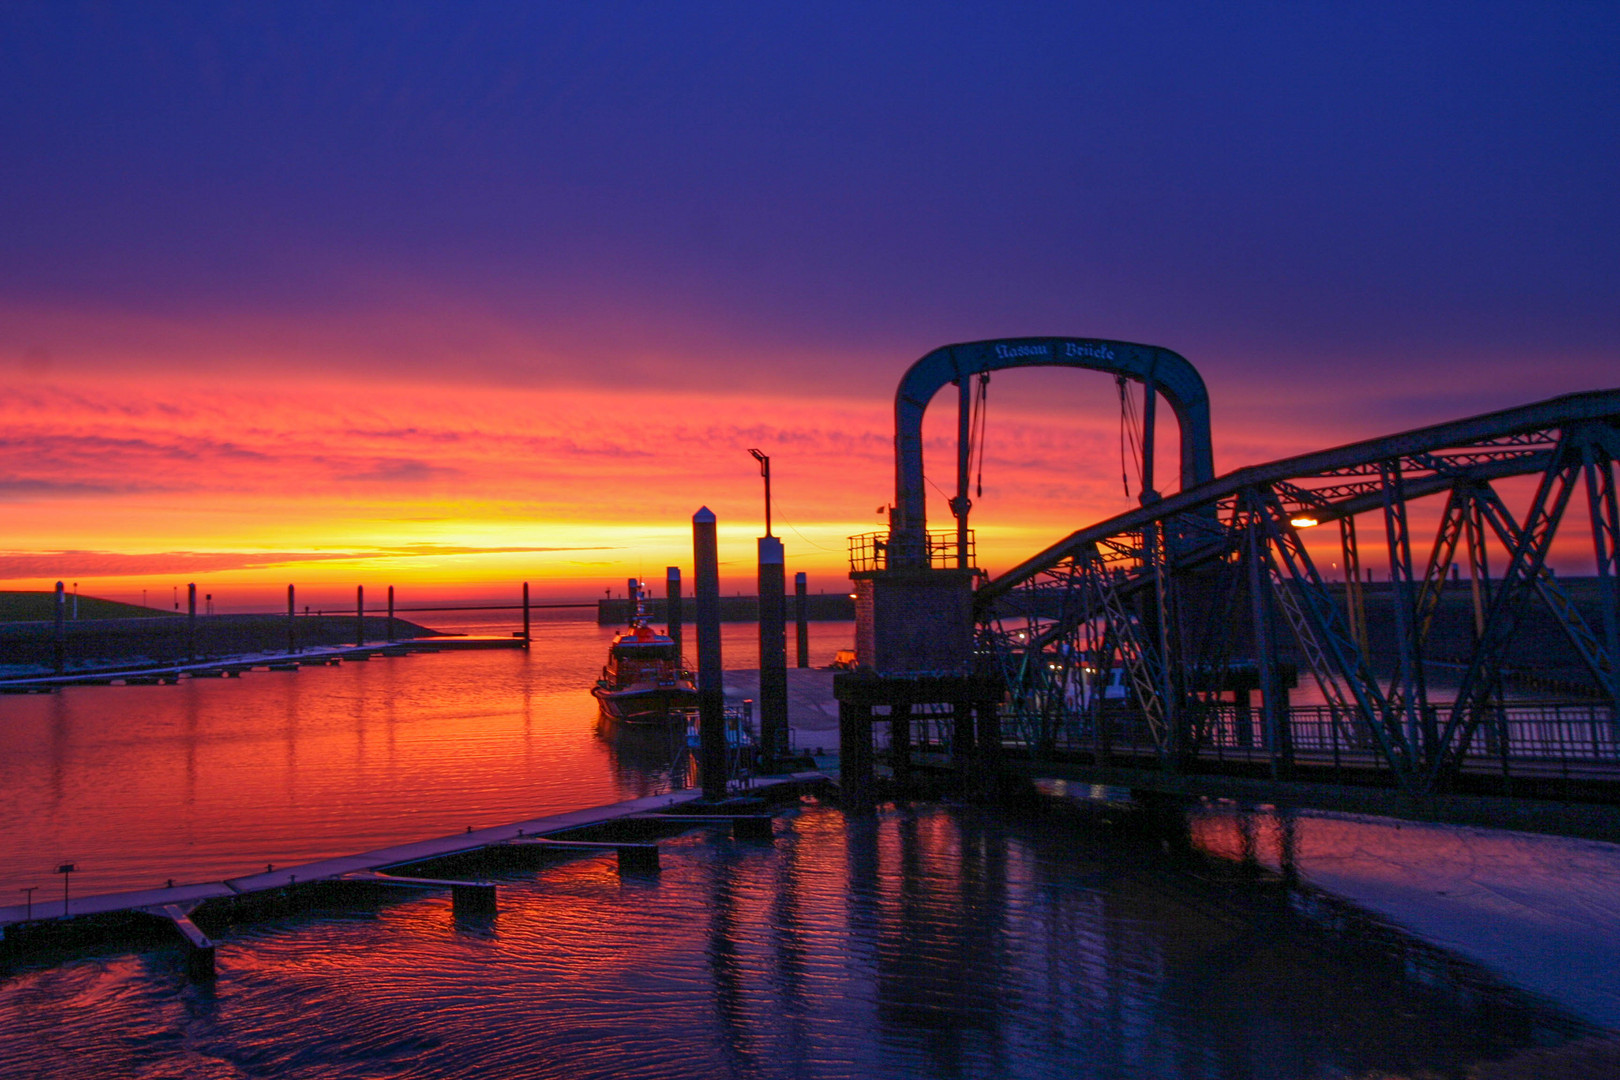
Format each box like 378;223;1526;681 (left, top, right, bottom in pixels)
3;608;1620;1078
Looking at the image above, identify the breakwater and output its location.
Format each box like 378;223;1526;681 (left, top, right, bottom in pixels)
597;593;854;624
0;613;440;673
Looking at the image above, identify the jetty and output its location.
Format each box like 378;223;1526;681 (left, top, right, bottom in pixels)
0;772;832;977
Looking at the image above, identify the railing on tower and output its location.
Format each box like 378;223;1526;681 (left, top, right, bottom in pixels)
849;530;973;574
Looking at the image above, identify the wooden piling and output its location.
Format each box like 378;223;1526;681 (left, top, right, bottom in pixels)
287;584;296;654
54;581;65;675
355;585;365;648
758;536;788;765
522;582;531;648
693;508;727;802
795;571;809;668
387;585;395;643
665;567;682;657
187;583;197;661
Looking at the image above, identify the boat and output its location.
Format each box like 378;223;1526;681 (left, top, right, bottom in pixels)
592;582;698;727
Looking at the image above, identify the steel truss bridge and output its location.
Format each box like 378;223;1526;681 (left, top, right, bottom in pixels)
970;389;1620;800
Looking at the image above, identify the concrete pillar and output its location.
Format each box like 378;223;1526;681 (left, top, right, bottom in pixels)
666;567;682;657
758;536;788;765
891;699;912;786
953;699;976;782
794;571;809;668
976;698;1002;788
839;697;874;815
693;508;726;802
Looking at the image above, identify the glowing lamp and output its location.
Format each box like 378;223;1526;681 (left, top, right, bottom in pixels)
1290;515;1320;528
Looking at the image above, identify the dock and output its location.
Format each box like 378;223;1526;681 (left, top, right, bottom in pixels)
0;635;522;693
0;772;833;976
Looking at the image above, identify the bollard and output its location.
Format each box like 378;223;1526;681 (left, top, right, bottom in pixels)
758;536;788;766
693;508;727;802
795;571;809;668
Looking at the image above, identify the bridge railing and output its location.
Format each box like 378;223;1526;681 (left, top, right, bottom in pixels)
982;700;1620;770
848;530;973;573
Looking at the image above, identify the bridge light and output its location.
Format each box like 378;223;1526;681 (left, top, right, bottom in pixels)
1290;514;1320;528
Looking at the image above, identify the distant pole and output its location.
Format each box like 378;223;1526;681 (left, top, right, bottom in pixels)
54;581;65;675
72;582;78;620
758;536;788;766
665;567;682;657
387;586;395;643
287;585;296;655
748;449;772;536
694;507;726;802
522;582;531;648
795;571;809;668
56;863;76;918
356;586;365;648
187;583;197;661
21;886;35;921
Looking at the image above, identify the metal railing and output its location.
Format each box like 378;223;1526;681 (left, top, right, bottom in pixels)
848;530;974;573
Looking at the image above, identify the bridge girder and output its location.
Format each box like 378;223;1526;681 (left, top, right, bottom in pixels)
979;390;1620;797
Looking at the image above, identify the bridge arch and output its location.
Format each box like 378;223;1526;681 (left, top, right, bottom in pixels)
890;337;1215;566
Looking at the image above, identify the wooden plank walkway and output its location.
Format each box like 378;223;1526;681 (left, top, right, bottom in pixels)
0;772;830;929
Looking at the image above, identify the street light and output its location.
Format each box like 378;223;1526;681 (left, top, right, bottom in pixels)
56;863;77;917
748;448;772;537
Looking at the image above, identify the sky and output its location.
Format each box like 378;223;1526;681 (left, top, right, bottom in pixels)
1;2;1616;609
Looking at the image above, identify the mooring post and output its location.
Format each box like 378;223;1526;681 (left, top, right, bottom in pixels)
53;580;65;675
187;583;197;661
355;585;365;648
758;535;788;767
665;567;682;657
522;582;531;648
694;508;727;802
387;585;395;642
891;698;912;786
794;571;809;668
287;584;297;655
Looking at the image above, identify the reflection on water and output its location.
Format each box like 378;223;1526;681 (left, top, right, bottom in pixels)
0;802;1598;1079
0;611;854;897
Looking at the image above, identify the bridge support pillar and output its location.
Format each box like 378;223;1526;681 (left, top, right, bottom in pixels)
836;671;1005;805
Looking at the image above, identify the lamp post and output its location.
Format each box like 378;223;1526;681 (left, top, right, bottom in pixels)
748;449;788;766
748;448;772;537
56;863;77;917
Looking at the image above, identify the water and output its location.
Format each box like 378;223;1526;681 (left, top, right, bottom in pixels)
0;610;853;898
3;610;1619;1078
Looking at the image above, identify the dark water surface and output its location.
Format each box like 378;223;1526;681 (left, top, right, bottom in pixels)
0;801;1602;1079
2;611;1616;1078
